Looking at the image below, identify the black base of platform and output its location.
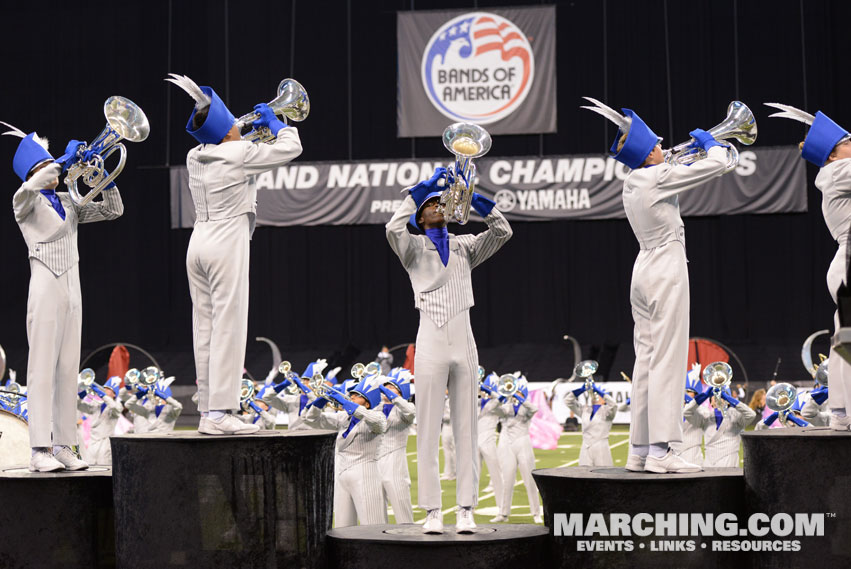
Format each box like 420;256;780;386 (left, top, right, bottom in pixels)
111;429;336;569
533;466;745;569
743;427;851;567
327;524;550;569
0;467;114;569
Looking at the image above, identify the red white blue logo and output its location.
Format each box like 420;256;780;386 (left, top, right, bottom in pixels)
421;12;535;124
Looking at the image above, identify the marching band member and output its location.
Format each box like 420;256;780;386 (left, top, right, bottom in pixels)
386;167;512;534
766;103;851;431
492;381;542;524
440;394;456;480
564;382;618;467
683;386;755;467
241;385;278;430
302;373;388;527
76;376;123;465
147;377;183;433
165;73;302;435
757;396;810;430
582;98;731;473
672;364;706;466
126;389;156;434
376;369;416;524
478;373;503;509
802;386;830;426
4;121;124;472
263;360;324;430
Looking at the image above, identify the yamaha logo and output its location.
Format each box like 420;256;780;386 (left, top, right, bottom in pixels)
493;189;517;212
421;12;535;124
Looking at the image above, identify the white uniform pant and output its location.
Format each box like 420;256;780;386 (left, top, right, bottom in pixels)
84;436;112;465
497;436;540;517
378;448;414;523
187;216;250;412
629;243;688;446
441;422;456;477
334;462;386;527
415;310;479;510
478;435;503;509
26;260;81;448
579;438;613;467
828;243;851;411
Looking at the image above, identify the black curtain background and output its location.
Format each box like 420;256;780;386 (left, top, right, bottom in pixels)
0;0;846;385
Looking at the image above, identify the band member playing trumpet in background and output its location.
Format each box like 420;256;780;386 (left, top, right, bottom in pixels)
478;372;504;511
581;98;756;473
4;121;124;472
672;364;706;466
376;368;416;524
564;365;619;467
386;124;512;533
683;383;755;468
77;375;124;465
165;74;303;435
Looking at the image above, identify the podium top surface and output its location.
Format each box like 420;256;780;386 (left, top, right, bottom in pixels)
534;466;742;481
0;465;112;479
328;524;548;543
111;429;337;441
742;426;851;439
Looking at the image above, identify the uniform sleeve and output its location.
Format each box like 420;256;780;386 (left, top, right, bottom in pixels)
563;391;582;415
260;409;277;427
163;397;183;421
392;398;416;424
683;400;709;429
466;207;513;269
241;127;303;175
731;402;756;429
302;405;347;430
75;187;124;223
104;396;124;417
385;195;420;268
77;398;100;414
125;395;151;418
652;146;728;202
830;159;851;194
12;185;40;222
354;406;388;434
262;390;287;412
603;394;618;421
519;400;538;421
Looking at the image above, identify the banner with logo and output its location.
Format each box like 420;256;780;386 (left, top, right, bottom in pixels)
397;6;557;137
170;146;807;228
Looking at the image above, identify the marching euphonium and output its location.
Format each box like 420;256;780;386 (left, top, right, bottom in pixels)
236;79;309;143
702;361;733;413
496;373;520;399
574;360;599;404
766;382;799;426
664;101;757;173
64;96;150;206
440;123;492;224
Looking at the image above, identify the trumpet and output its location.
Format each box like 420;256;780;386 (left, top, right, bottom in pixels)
439;123;492;224
574;360;599;403
64;96;150;206
77;368;106;396
664;101;757;173
496;373;520;399
235;79;309;143
702;361;733;413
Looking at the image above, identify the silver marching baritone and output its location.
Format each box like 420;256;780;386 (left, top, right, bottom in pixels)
574;360;599;404
496;373;520;399
440;123;492;224
235;79;310;143
64;96;150;206
664;101;757;173
766;382;798;425
702;361;733;414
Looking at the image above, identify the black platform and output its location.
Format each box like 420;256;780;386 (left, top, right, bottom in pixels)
111;429;336;569
742;427;851;567
0;466;114;569
533;466;745;569
327;524;550;569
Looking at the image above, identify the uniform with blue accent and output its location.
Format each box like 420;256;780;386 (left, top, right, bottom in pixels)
477;372;504;511
564;382;618;467
77;376;124;465
377;368;416;523
671;364;706;465
683;386;755;467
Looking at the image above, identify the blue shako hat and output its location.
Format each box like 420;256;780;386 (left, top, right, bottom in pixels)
1;121;54;181
104;376;122;395
609;109;660;169
384;369;412;400
802;111;850;167
685;371;702;394
187;87;235;145
350;374;383;409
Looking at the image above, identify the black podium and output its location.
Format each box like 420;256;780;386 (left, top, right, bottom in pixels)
742;427;851;567
534;466;745;569
111;430;336;569
0;466;114;569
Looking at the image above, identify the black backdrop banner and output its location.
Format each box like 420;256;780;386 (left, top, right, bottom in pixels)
170;146;806;227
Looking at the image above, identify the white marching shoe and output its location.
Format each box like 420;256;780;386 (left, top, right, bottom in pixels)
29;450;64;472
53;446;89;470
456;507;477;534
489;514;508;523
830;414;851;431
533;513;544;524
423;509;444;534
645;450;702;474
625;454;647;472
199;413;261;435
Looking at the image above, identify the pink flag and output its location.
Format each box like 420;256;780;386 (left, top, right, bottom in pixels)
528;389;563;449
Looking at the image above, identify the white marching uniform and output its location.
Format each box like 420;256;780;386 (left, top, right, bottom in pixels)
801;396;830;426
241;404;277;430
126;394;155;434
262;391;312;431
478;397;503;508
377;398;416;523
77;395;123;465
672;404;705;465
303;405;388;527
623;146;727;446
441;398;456;478
386;195;512;510
496;400;541;518
186;129;302;413
148;399;183;433
817;159;851;414
683;400;755;467
14;185;123;448
564;391;618;466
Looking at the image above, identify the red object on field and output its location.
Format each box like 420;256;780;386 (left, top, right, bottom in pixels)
108;345;130;385
688;338;729;369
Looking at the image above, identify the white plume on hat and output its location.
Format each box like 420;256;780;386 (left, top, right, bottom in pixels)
0;121;49;150
164;73;211;110
580;97;632;132
764;103;815;126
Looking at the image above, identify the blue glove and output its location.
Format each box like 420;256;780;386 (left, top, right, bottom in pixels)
154;389;169;401
135;387;148;398
292;377;310;394
571;385;587;397
514;391;526;403
626;397;631;405
763;412;779;427
57;139;86;170
409;167;448;205
592;385;606;398
719;391;740;407
688;128;724;152
252;103;286;137
684;393;694;403
480;384;494;395
693;386;713;406
309;397;329;409
78;390;88;400
787;414;809;427
326;389;359;415
273;378;292;394
90;384;105;397
379;385;397;401
498;395;508;404
248;401;263;415
470;192;496;217
810;387;829;405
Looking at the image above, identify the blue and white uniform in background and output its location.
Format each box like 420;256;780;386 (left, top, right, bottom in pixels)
495;383;541;520
478;372;503;509
377;369;416;524
564;383;618;467
683;387;755;467
77;376;124;465
672;367;706;465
